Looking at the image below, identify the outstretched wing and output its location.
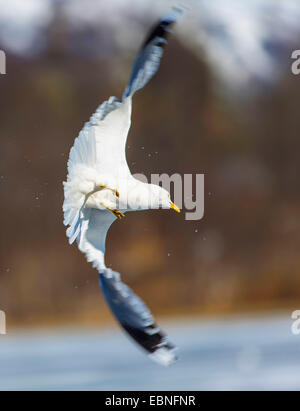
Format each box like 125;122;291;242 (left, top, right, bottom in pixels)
67;7;184;177
79;209;177;365
123;6;184;98
100;269;177;366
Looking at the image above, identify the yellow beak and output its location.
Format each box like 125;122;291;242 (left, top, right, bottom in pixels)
170;202;180;213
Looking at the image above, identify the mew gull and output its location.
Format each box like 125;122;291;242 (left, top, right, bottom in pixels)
63;7;184;366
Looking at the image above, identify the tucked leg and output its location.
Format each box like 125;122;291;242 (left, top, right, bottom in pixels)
100;202;125;219
98;184;119;198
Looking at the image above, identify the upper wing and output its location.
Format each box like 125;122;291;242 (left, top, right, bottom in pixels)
123;6;184;98
67;7;184;177
67;96;132;178
78;208;177;365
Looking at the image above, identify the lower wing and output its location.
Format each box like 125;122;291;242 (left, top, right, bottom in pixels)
78;208;177;366
100;269;177;366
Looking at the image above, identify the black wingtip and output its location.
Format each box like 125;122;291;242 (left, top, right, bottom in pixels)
122;323;178;366
142;6;184;49
123;6;185;99
99;270;178;366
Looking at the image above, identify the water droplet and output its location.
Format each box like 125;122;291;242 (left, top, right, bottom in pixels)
194;229;198;233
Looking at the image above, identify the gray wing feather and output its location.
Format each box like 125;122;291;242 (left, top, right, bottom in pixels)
99;269;177;366
123;6;184;99
77;211;178;365
87;96;122;127
77;7;183;136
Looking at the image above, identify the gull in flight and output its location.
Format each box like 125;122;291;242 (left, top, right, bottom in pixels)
63;8;184;366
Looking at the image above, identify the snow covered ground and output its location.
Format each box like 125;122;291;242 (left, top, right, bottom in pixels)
0;313;299;390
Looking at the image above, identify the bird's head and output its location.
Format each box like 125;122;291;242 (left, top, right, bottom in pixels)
148;184;180;213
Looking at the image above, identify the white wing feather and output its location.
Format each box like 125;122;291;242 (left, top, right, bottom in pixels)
77;208;116;272
67;96;132;177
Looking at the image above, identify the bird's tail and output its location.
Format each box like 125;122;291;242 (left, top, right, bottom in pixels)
99;269;177;366
123;6;185;99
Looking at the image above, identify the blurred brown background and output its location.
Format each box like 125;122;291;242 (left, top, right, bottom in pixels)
0;0;299;329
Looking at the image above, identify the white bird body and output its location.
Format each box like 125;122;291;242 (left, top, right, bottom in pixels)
63;7;184;366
